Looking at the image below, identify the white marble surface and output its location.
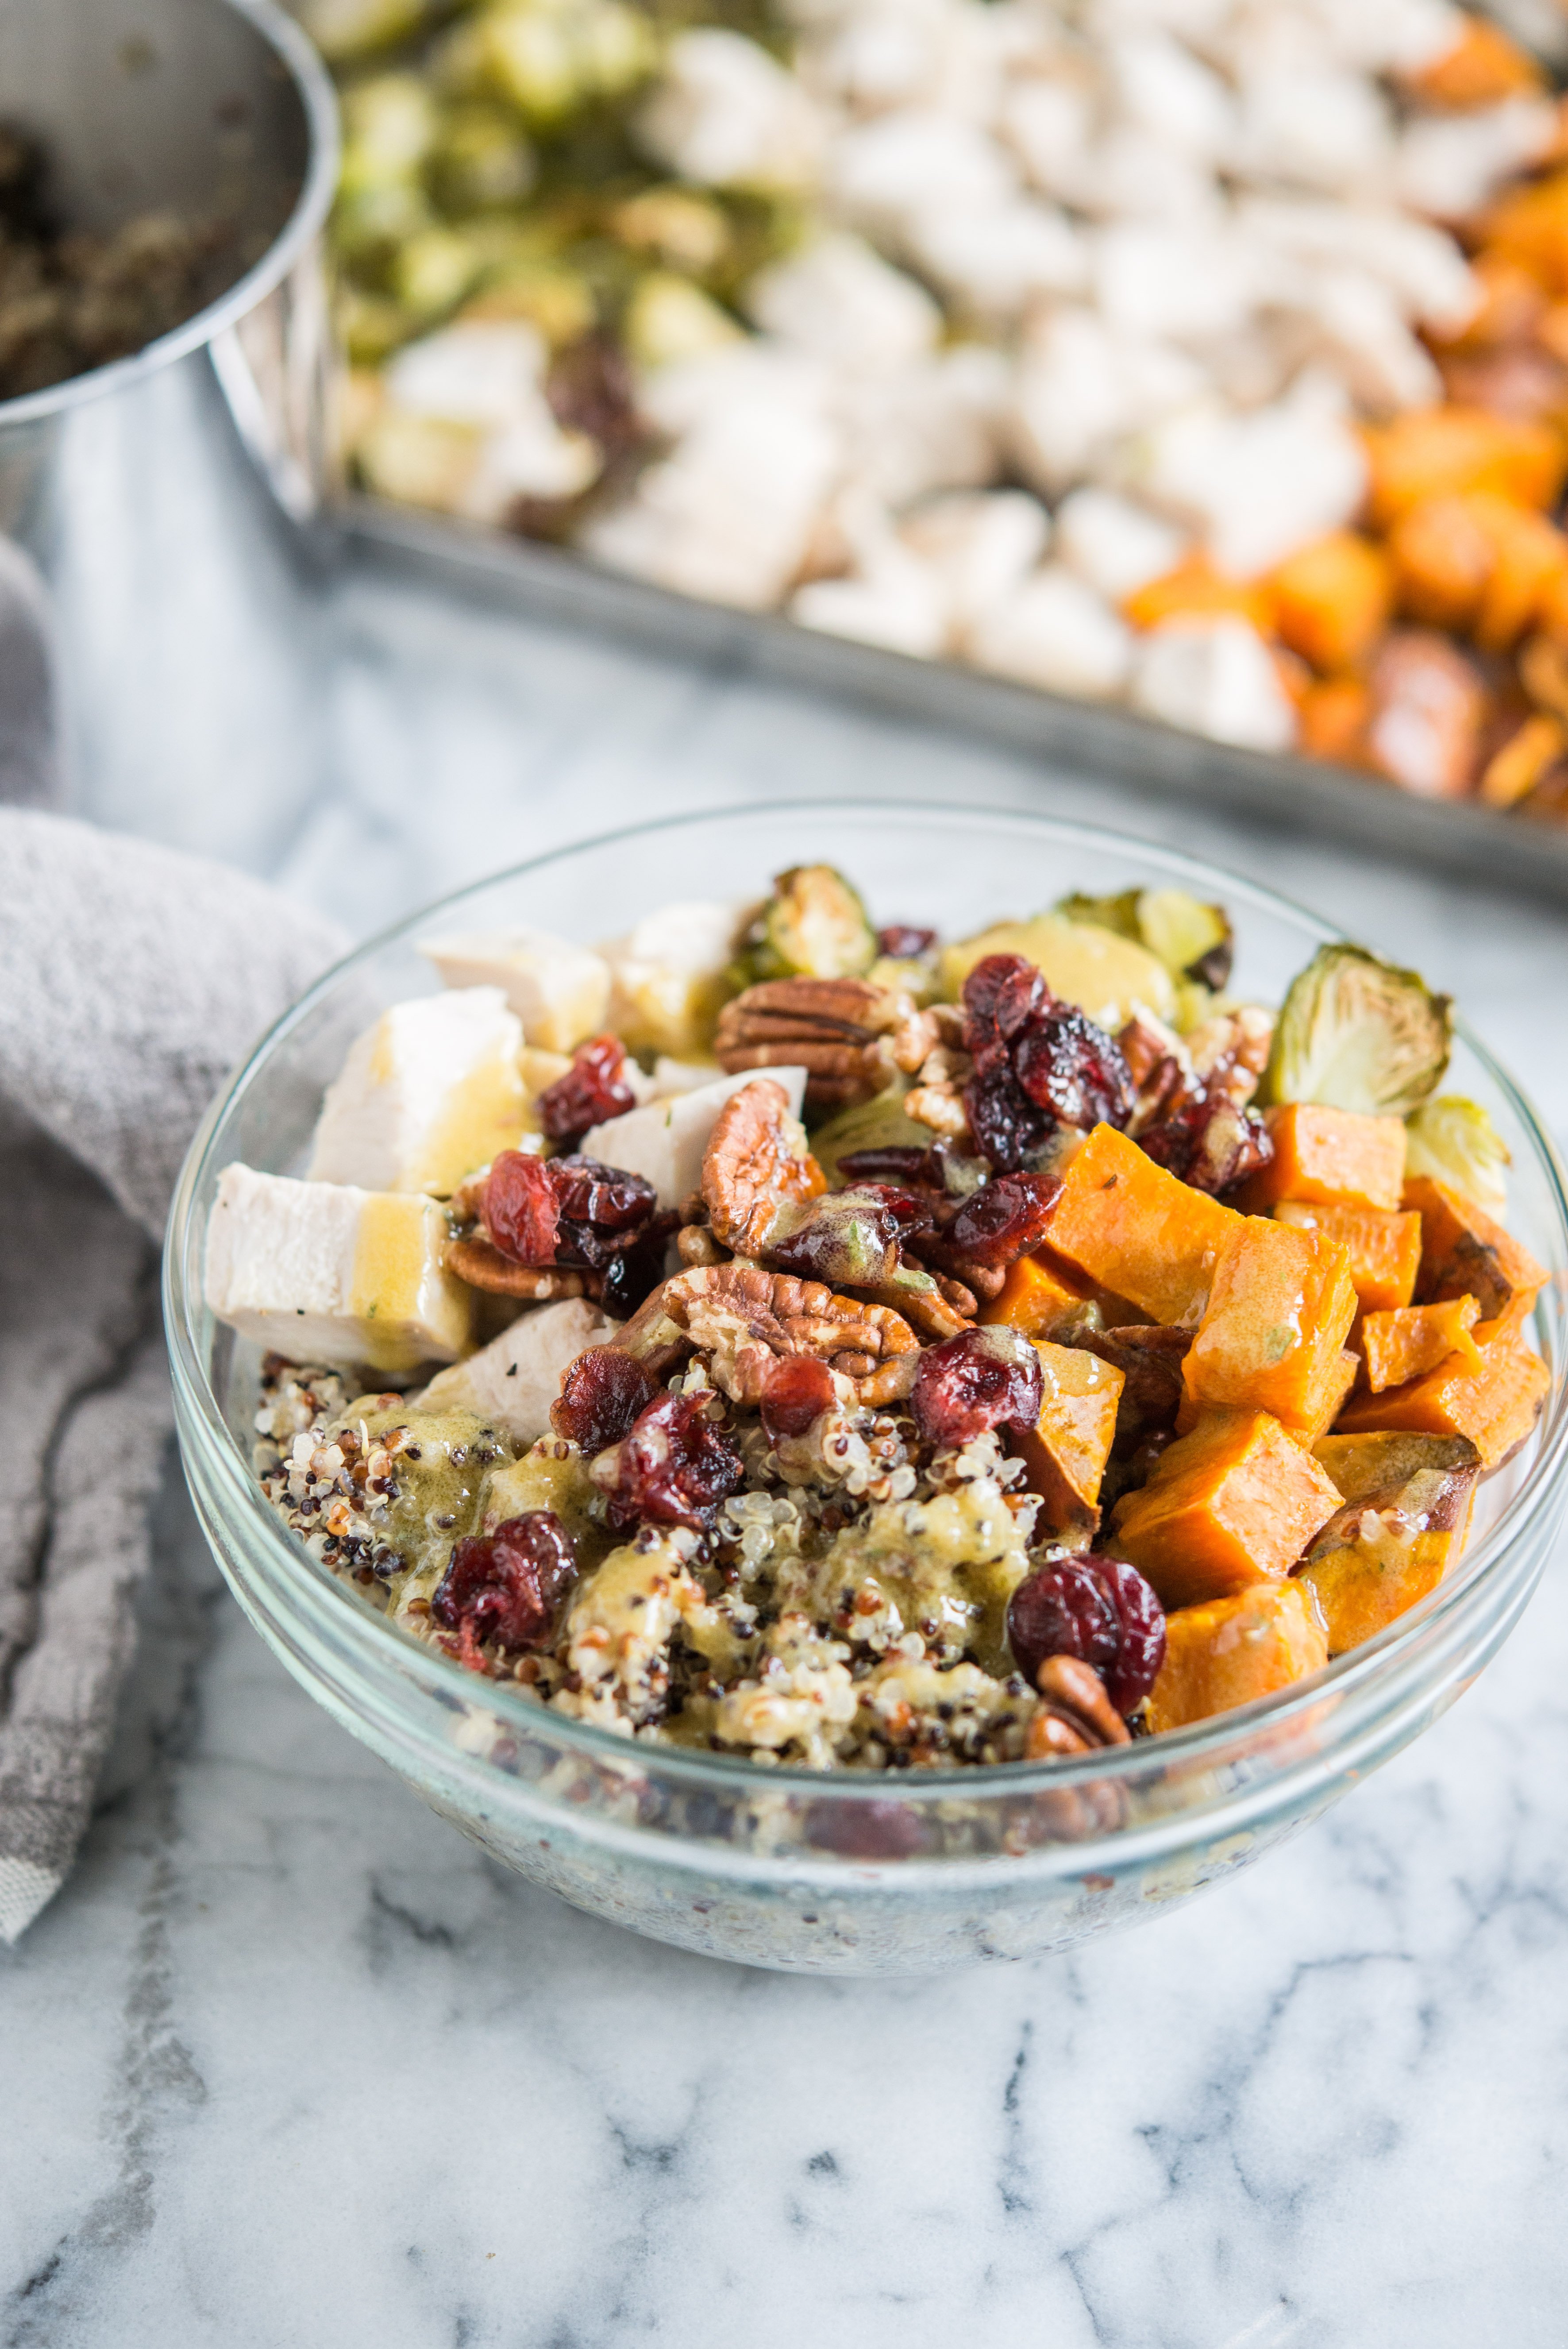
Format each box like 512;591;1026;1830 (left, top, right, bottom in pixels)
4;362;1568;2347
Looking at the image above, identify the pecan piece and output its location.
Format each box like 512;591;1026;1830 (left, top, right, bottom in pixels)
444;1239;593;1300
702;1077;826;1255
616;1261;920;1407
1025;1653;1133;1758
714;978;906;1114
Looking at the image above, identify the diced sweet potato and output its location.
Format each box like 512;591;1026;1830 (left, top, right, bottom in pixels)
979;1248;1098;1342
1011;1341;1124;1540
1300;1432;1481;1653
1237;1104;1407;1215
1427;252;1546;355
1335;1311;1549;1469
1478;169;1568;299
1045;1122;1241;1328
1406;1175;1548;1322
1183;1217;1360;1436
1366;631;1487;798
1273;1201;1423;1312
1144;1583;1329;1734
1387;492;1568;650
1402;16;1544;107
1360;1297;1483;1392
1269;532;1392;674
1123;559;1275;635
1480;711;1568;807
1110;1407;1345;1607
1298;676;1373;764
1173;1344;1356;1441
1364;408;1568;523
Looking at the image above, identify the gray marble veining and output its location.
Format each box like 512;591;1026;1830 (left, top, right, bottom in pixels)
3;370;1567;2348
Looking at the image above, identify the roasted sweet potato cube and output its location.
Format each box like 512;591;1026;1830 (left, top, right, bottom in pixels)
1237;1104;1407;1214
1298;676;1373;764
1360;1297;1483;1392
1478;169;1568;298
1183;1218;1360;1435
1010;1341;1124;1539
1402;15;1543;105
1110;1407;1345;1608
1364;408;1568;524
1174;1344;1356;1441
1045;1122;1241;1327
1269;532;1392;673
1335;1311;1549;1469
980;1248;1097;1342
1406;1175;1548;1321
1300;1432;1481;1653
1144;1583;1329;1734
1274;1201;1423;1312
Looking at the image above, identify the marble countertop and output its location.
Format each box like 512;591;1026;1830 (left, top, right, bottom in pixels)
4;362;1567;2349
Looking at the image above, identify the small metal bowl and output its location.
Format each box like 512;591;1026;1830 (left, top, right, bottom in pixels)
0;0;336;534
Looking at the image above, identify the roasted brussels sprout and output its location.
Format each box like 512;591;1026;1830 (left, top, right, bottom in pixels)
739;864;877;984
1404;1095;1510;1215
1262;944;1452;1119
809;1083;931;1184
1058;887;1233;990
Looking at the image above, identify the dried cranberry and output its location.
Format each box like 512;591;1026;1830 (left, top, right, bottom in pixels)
760;1354;837;1444
1138;1094;1273;1197
601;1389;744;1533
484;1149;658;1270
838;1145;936;1187
551;1155;659;1271
484;1150;561;1265
538;1036;636;1149
551;1346;660;1453
944;1172;1061;1269
597;1216;677;1315
961;955;1132;1173
1008;1554;1165;1718
431;1511;578;1658
910;1325;1043;1451
1014;1005;1133;1130
876;924;937;960
805;1797;928;1859
1009;1560;1119;1682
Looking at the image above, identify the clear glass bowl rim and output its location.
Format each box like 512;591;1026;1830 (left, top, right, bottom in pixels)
164;798;1568;1812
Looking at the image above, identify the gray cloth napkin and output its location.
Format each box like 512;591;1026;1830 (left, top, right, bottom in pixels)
0;544;345;1942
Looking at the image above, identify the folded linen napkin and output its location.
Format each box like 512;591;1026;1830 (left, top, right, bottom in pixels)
0;543;344;1942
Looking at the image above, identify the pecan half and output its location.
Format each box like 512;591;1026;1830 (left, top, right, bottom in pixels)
702;1077;826;1254
1184;1006;1274;1108
1025;1653;1133;1758
715;978;906;1113
616;1261;920;1407
444;1239;593;1300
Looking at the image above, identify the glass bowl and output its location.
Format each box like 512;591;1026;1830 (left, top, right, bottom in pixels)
165;805;1568;1975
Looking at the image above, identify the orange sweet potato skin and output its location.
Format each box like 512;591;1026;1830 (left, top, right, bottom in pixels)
1406;1176;1549;1322
1011;1342;1125;1538
1274;1201;1423;1312
1183;1218;1360;1435
1300;1431;1479;1653
1360;1298;1483;1392
1235;1105;1407;1214
1045;1123;1241;1328
1335;1312;1549;1469
1144;1583;1329;1734
1110;1407;1345;1608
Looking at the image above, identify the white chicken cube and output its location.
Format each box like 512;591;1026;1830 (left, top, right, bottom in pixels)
597;900;748;1059
636;28;829;192
1395;98;1558;223
1130;617;1297;753
745;233;941;370
204;1164;473;1375
791;559;951;657
420;927;612;1054
899;490;1052;641
905;200;1087;320
1126;374;1367;578
968;566;1134;699
416;1297;616;1441
582;1069;808;1208
1055;486;1187;602
307;988;528;1199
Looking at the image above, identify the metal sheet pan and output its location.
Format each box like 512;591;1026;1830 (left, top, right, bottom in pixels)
330;490;1568;907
